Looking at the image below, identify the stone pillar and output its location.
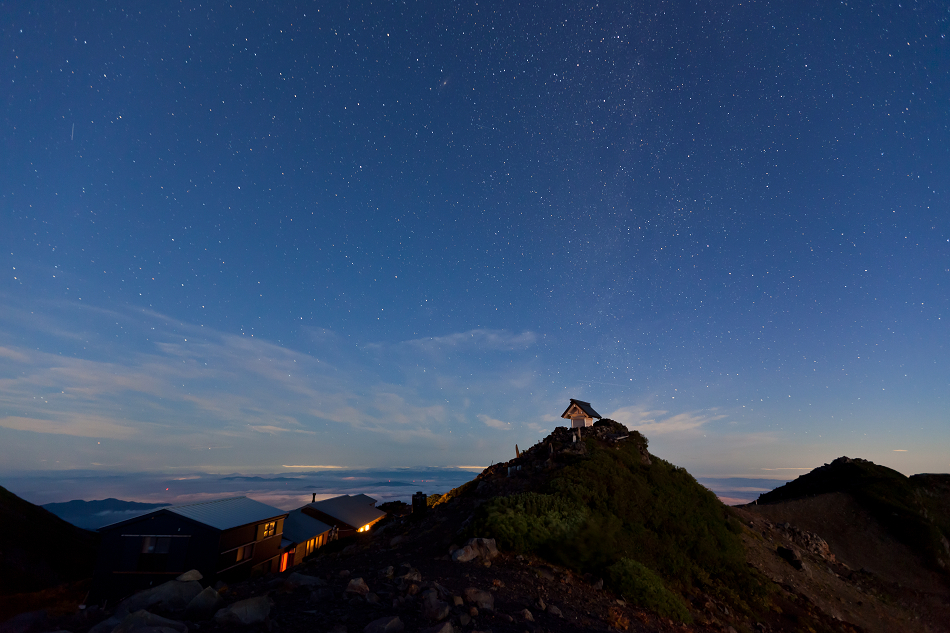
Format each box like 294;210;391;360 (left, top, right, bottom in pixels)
412;491;427;517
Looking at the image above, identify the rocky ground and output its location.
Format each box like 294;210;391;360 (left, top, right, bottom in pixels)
7;497;919;633
738;497;950;633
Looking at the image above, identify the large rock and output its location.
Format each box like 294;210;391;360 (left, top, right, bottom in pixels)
462;587;494;611
213;596;272;626
363;615;404;633
395;569;421;592
776;546;805;571
112;610;188;633
184;586;222;620
450;545;476;563
175;570;202;582
116;580;203;615
420;590;450;622
345;577;370;596
465;538;498;561
451;538;498;563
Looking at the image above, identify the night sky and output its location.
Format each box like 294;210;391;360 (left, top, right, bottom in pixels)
2;1;948;495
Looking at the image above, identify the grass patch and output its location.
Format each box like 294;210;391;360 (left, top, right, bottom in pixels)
607;558;692;623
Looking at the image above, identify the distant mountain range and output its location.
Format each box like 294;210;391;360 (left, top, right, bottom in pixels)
42;498;171;530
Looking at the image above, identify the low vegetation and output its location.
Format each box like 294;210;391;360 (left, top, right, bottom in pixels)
468;427;769;621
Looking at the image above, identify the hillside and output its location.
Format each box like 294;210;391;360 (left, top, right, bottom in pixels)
437;421;767;622
0;484;99;597
742;456;950;633
753;456;950;572
42;498;171;530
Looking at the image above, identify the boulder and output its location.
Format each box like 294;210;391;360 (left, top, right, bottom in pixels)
777;546;805;571
184;587;222;620
148;579;203;611
420;590;450;621
450;545;476;563
175;570;202;582
213;596;272;626
451;538;498;563
112;610;188;633
395;569;421;592
546;604;563;618
345;577;370;596
396;568;421;583
520;609;534;622
287;572;327;588
363;615;404;633
116;580;203;615
462;588;494;611
465;538;499;561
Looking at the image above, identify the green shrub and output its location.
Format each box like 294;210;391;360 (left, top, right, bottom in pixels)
470;434;770;618
471;492;588;556
607;558;692;623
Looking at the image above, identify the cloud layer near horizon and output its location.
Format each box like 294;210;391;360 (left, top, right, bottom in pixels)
0;299;559;471
2;297;945;479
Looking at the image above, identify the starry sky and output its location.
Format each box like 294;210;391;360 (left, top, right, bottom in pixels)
2;1;948;499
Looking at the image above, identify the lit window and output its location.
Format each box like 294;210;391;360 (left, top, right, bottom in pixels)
262;521;276;538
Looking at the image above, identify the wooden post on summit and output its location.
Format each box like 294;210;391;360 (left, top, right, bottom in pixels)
515;444;520;458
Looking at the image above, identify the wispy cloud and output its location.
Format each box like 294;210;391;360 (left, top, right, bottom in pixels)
0;299;547;471
282;465;345;469
397;329;538;353
0;415;139;439
608;405;725;435
478;414;512;430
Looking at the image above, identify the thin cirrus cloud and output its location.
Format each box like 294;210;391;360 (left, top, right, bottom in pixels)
478;414;512;430
607;405;726;435
0;298;544;470
395;329;538;354
0;415;139;440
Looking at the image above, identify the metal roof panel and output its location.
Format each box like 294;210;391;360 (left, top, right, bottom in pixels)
282;508;333;544
308;494;385;530
167;496;286;531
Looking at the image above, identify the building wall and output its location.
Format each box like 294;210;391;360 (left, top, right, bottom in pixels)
91;511;219;602
217;518;284;580
92;513;288;600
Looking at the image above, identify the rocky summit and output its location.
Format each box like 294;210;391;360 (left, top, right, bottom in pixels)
3;423;950;633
